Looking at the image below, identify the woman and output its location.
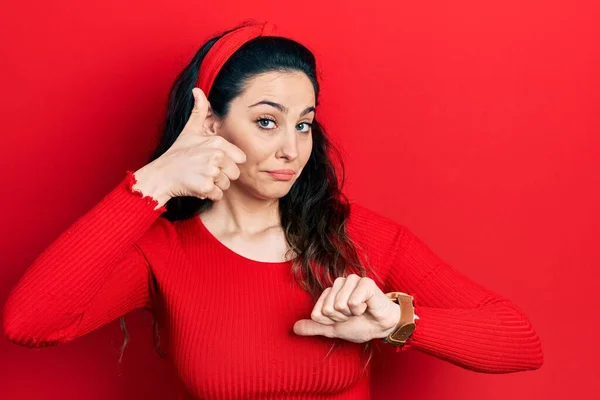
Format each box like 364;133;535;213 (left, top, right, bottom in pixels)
2;21;543;399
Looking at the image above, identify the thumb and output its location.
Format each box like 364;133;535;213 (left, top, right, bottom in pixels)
182;88;210;135
293;319;336;338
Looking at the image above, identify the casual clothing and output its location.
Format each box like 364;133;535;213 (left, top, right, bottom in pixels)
3;170;543;399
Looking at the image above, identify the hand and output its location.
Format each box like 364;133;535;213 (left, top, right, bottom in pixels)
293;274;402;344
135;88;247;203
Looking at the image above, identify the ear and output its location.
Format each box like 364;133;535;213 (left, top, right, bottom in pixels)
202;106;222;136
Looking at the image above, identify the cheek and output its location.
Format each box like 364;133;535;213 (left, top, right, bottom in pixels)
236;148;271;182
223;133;269;168
236;136;275;165
239;146;271;168
300;137;313;163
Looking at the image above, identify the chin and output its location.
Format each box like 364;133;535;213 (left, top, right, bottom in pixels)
238;175;295;200
257;188;292;200
250;183;293;200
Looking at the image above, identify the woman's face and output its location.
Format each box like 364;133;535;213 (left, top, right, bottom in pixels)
213;71;315;200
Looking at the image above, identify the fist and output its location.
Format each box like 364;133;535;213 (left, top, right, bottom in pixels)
293;274;402;344
154;88;247;201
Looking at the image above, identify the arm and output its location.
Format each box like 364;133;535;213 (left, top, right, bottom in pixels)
2;170;169;347
382;226;544;373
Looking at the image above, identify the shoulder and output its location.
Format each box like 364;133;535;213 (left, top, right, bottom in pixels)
346;202;405;242
141;215;179;242
345;202;406;277
134;215;186;260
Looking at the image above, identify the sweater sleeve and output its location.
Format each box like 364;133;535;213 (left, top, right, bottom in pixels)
381;226;544;373
2;170;168;348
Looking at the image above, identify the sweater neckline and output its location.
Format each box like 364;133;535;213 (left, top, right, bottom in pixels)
194;215;296;267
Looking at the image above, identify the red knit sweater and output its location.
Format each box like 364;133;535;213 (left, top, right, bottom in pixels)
2;171;543;399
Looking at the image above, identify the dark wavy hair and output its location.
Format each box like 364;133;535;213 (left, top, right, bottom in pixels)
119;21;383;377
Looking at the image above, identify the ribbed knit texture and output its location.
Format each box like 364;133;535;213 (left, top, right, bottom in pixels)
2;171;543;399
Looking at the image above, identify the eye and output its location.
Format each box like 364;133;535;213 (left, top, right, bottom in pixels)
297;122;313;133
256;117;276;130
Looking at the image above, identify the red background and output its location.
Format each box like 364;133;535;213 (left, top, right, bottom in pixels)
0;1;597;398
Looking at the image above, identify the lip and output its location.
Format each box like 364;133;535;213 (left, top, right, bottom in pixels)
266;170;295;181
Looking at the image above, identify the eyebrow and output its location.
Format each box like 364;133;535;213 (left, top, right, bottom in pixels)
248;100;315;117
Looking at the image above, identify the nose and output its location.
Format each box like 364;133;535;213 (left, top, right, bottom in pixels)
277;128;299;161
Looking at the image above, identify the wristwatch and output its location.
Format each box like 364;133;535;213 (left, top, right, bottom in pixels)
382;292;416;347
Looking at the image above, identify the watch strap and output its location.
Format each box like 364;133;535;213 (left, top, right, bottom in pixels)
383;292;416;346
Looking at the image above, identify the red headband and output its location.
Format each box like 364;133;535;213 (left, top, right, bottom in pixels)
196;21;278;96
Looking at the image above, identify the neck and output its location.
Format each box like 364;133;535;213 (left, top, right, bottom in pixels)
203;183;281;235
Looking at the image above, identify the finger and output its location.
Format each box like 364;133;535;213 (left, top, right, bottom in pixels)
205;185;224;202
182;88;210;136
217;155;241;181
348;278;390;319
213;171;231;191
310;288;336;325
322;278;351;322
293;319;336;338
332;274;363;316
206;136;247;164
